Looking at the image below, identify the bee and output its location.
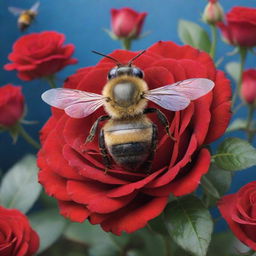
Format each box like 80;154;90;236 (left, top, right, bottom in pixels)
8;2;40;31
41;50;214;172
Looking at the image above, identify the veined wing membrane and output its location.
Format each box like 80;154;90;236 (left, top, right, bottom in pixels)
145;78;214;111
41;88;105;118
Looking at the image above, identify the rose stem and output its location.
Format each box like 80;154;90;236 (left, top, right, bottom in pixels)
121;39;132;50
232;47;247;108
45;75;57;88
246;104;255;143
17;125;40;149
209;25;217;59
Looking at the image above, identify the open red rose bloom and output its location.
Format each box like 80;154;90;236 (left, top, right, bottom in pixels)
4;31;77;81
218;181;256;250
38;41;231;235
0;206;39;256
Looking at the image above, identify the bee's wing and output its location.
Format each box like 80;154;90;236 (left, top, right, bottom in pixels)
30;1;40;13
144;78;215;111
8;7;25;16
41;88;105;118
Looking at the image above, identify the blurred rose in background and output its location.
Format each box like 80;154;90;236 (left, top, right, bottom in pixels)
4;31;77;81
0;84;24;127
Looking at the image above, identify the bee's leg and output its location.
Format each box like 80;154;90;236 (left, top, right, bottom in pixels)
99;129;112;174
85;115;110;143
143;108;176;141
144;124;158;173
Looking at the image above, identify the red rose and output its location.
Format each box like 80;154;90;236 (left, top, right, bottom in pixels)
241;69;256;104
0;84;25;127
218;181;256;250
0;206;39;256
111;8;147;38
4;31;77;81
218;7;256;47
38;41;231;235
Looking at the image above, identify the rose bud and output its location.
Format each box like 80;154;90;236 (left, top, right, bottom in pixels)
218;181;256;251
0;206;39;256
202;0;224;25
108;7;147;49
111;7;147;39
241;69;256;105
0;84;25;127
4;31;77;81
38;41;232;235
218;7;256;47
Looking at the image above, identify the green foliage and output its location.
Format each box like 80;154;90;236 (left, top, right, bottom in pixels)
201;163;232;206
29;209;67;254
130;228;166;256
165;195;213;256
0;155;41;213
65;222;167;256
64;221;120;256
178;19;211;53
207;232;236;256
226;119;247;133
214;137;256;171
226;61;240;83
148;213;169;237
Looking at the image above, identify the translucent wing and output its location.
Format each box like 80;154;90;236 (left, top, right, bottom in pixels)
8;7;25;15
30;2;40;13
41;88;105;118
145;78;214;111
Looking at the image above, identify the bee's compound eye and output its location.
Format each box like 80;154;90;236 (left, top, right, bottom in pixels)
132;68;144;78
108;68;117;80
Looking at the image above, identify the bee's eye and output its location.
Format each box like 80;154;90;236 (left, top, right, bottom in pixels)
108;68;117;80
132;68;144;78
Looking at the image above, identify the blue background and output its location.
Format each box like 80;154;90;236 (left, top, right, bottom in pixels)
0;0;256;193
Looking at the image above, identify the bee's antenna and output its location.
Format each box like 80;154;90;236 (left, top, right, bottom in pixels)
127;50;146;66
91;50;121;66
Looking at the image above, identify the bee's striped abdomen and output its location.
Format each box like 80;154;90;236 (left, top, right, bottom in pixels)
103;117;154;171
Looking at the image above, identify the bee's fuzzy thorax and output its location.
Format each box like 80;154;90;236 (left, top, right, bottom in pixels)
102;75;149;119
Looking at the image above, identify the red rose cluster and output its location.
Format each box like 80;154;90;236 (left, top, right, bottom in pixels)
38;41;231;235
0;206;39;256
218;182;256;250
4;31;77;81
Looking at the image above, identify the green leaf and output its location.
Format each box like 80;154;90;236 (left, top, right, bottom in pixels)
0;155;41;213
226;119;256;133
214;137;256;171
201;176;220;200
226;62;240;83
128;228;166;256
64;221;119;256
207;232;236;256
165;195;213;256
148;213;169;236
206;164;232;196
29;209;67;254
201;164;232;207
226;119;247;132
103;28;118;40
178;20;211;53
201;163;232;200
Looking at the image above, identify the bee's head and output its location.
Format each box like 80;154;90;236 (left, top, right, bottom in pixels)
102;75;148;118
93;50;148;117
107;66;144;80
92;50;146;81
